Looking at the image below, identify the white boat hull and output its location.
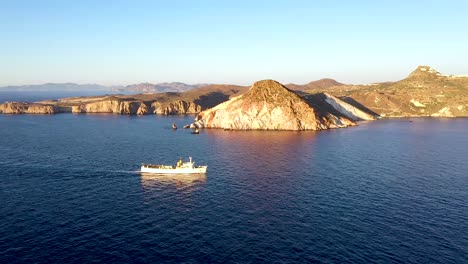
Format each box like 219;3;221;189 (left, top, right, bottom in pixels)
141;157;207;174
141;165;207;174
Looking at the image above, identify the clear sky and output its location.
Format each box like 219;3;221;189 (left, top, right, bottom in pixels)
1;0;467;86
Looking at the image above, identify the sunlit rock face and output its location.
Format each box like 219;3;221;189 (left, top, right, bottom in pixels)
72;100;138;114
70;99;201;115
0;99;202;115
151;101;201;115
0;102;57;114
191;79;356;130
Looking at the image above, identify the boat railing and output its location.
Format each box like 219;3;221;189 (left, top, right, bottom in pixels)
142;164;175;169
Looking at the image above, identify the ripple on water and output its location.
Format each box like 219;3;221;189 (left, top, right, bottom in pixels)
0;116;467;263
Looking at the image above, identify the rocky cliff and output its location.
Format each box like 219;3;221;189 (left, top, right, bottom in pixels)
0;102;57;114
191;80;356;130
0;97;202;115
71;98;202;115
72;99;141;114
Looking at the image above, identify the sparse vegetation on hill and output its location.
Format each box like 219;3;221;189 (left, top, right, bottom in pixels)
322;66;468;117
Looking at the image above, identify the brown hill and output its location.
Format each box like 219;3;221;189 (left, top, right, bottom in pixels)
287;78;344;92
182;84;248;109
330;66;468;117
407;65;443;80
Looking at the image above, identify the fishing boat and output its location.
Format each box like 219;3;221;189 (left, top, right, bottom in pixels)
141;157;207;174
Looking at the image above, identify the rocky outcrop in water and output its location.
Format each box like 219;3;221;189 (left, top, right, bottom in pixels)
0;102;57;114
191;80;356;130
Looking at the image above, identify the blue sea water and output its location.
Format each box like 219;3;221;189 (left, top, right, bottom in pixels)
0;113;467;263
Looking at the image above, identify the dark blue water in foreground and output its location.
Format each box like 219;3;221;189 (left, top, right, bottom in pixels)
1;114;467;263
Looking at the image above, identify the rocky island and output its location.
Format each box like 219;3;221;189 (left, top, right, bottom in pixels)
190;80;376;130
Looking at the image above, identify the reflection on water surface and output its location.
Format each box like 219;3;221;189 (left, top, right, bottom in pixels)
140;172;207;190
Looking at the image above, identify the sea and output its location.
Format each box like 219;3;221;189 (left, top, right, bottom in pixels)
0;92;467;263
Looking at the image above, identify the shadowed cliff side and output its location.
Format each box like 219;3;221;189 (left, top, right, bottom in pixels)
183;84;248;109
303;93;378;121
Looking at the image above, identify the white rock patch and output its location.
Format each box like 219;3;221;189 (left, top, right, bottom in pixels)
410;99;426;107
431;107;453;117
323;93;376;121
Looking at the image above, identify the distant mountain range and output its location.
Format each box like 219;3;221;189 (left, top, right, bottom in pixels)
0;80;343;93
0;83;109;92
0;82;209;93
109;80;345;93
111;82;209;93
